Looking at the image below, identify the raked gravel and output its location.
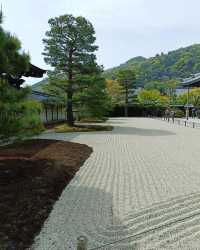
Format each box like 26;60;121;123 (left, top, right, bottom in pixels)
32;118;200;250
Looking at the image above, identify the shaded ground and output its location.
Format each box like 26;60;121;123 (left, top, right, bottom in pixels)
0;139;92;250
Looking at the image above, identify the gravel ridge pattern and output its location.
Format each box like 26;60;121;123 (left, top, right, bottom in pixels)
33;118;200;249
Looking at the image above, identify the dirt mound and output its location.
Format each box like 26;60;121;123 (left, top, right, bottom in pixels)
0;139;92;250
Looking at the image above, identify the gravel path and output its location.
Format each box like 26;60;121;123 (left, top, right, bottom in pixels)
33;118;200;250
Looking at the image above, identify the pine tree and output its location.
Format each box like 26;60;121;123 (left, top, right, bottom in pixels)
0;11;43;142
0;10;29;84
43;14;99;126
117;69;136;116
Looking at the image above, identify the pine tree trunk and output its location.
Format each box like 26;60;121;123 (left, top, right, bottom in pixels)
67;89;74;126
67;49;74;126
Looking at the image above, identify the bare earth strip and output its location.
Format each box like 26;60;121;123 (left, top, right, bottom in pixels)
33;118;200;250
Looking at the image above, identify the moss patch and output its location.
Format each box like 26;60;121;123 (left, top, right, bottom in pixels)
79;118;107;123
55;124;113;133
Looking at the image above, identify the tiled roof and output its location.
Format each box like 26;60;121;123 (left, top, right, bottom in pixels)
181;73;200;87
30;90;52;102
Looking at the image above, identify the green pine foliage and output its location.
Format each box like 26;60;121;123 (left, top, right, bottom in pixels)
0;80;43;142
0;10;29;79
74;74;112;120
43;71;112;120
0;17;29;79
0;11;43;143
42;14;111;124
43;14;101;125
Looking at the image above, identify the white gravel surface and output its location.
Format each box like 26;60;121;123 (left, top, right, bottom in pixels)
33;118;200;250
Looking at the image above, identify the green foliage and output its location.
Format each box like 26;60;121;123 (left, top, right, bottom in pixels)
74;74;112;119
0;14;43;143
43;15;98;74
144;81;166;92
0;80;43;142
138;89;169;107
103;44;200;87
117;69;136;113
177;88;200;108
0;17;29;79
144;79;178;104
104;56;146;80
43;14;100;125
42;72;67;105
55;124;113;133
106;80;125;106
117;69;136;89
173;108;185;118
144;80;178;93
43;71;112;120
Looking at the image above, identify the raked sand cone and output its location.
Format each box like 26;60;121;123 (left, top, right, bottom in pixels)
77;235;88;250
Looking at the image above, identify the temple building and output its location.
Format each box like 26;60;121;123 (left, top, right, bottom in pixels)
5;63;46;89
181;73;200;88
180;73;200;119
30;90;66;124
5;63;67;124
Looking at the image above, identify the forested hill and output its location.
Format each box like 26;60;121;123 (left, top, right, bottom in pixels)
103;44;200;87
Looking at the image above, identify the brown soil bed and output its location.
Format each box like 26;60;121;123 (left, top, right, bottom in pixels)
0;139;92;250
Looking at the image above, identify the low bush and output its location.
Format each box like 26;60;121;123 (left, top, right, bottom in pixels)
79;117;107;123
55;124;113;133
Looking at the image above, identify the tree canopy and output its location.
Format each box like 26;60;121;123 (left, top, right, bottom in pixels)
117;69;136;89
0;11;43;142
117;69;136;116
106;79;124;107
43;14;111;122
177;88;200;108
138;89;169;107
0;11;30;85
43;14;104;125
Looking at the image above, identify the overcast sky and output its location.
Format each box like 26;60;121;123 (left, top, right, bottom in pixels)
1;0;200;84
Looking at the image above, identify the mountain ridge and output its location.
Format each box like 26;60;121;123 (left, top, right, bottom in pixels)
103;44;200;87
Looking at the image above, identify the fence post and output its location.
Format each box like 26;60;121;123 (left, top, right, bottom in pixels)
77;236;88;250
185;121;186;126
193;122;195;128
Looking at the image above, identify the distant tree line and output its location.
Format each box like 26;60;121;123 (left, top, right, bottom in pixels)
103;44;200;87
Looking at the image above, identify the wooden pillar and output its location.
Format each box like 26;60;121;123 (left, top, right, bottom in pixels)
45;107;48;123
186;87;190;120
